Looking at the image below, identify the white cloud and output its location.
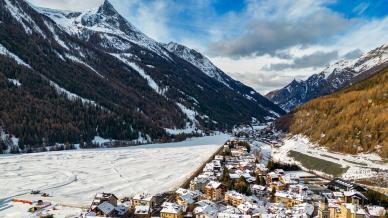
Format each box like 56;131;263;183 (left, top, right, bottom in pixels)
210;54;319;94
28;0;102;10
206;0;387;94
333;17;388;52
207;0;353;57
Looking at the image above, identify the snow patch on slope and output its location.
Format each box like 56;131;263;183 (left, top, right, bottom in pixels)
44;20;70;50
321;60;354;79
177;103;197;125
354;44;388;72
244;94;256;102
165;103;202;135
49;80;97;106
4;0;46;38
7;78;21;87
165;42;231;88
100;34;131;51
0;43;31;68
64;54;104;78
92;136;111;145
110;53;167;95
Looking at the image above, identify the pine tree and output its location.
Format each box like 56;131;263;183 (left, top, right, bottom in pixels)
270;187;276;203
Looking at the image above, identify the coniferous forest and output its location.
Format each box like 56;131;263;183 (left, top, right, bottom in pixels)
0;0;284;151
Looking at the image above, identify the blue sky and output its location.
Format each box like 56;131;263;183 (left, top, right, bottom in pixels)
328;0;387;18
29;0;388;93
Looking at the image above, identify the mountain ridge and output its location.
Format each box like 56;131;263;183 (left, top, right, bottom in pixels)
276;66;388;158
164;41;284;117
266;44;388;112
0;0;284;151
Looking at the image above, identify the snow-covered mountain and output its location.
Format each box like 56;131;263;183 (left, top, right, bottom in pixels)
266;44;388;112
0;0;284;150
165;42;285;118
164;42;231;87
36;1;172;60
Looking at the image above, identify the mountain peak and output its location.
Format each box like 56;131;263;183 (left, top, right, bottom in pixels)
97;0;118;16
266;43;388;112
290;78;301;85
166;42;191;53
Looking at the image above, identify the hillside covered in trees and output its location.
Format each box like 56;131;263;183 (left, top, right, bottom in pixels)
0;0;284;152
277;67;388;158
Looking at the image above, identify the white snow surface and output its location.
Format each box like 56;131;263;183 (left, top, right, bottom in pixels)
165;103;202;135
49;80;97;106
321;59;354;79
91;136;111;145
272;135;388;179
0;43;31;69
2;202;83;218
0;134;229;215
7;78;21;87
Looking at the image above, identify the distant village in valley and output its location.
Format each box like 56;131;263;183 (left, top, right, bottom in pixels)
10;126;387;218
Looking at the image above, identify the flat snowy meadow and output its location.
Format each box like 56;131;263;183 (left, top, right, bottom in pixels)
0;134;229;215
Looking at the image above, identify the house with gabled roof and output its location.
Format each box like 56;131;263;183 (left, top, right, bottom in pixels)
161;202;185;218
204;181;226;201
132;193;155;209
193;200;218;218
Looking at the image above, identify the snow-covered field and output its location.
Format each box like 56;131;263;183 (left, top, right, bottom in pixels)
272;135;388;180
0;134;229;217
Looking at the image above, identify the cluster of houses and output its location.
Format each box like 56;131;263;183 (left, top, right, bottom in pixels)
318;179;386;218
85;192;158;218
82;139;386;218
233;124;283;147
164;139;320;217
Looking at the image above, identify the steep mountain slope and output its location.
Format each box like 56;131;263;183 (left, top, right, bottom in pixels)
36;0;284;123
277;67;388;158
164;42;285;117
266;44;388;112
0;0;180;148
0;0;283;151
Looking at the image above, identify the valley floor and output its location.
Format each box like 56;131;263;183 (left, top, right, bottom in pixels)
272;135;388;182
0;134;230;217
